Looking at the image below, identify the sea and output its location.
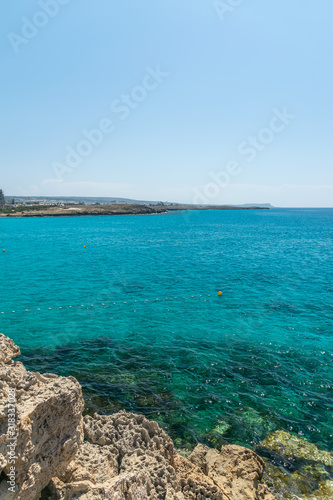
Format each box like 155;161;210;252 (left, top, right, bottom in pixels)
1;208;332;495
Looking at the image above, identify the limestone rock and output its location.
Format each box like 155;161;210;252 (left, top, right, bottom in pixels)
0;334;20;364
0;335;84;500
58;442;119;485
83;412;175;466
189;444;276;500
174;453;224;499
47;412;226;499
46;471;159;499
83;412;182;498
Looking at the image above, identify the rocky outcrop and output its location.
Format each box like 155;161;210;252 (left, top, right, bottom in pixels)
188;444;276;500
0;335;275;499
46;412;225;499
0;334;84;500
0;336;20;364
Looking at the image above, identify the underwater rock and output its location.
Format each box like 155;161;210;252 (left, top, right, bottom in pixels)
214;420;231;435
309;480;333;499
262;458;317;499
202;420;231;450
259;430;333;466
263;458;333;500
258;430;333;500
237;408;276;437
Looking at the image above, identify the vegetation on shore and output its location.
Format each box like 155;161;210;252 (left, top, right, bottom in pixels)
0;204;59;214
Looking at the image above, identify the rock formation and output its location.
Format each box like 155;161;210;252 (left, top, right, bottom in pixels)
0;335;84;500
189;444;275;500
0;334;276;499
47;412;225;499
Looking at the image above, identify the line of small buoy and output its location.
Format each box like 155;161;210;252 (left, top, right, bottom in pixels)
0;292;223;316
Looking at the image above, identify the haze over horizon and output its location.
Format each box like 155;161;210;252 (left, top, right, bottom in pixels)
1;1;332;207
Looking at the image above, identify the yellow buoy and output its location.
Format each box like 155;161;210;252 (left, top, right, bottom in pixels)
218;291;222;296
83;245;86;248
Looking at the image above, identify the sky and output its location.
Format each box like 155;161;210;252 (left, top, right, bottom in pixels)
1;0;332;207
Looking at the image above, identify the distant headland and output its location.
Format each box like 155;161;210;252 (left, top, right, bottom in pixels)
0;193;271;218
0;204;269;218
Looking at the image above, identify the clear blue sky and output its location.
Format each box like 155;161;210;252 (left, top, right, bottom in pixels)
1;0;332;206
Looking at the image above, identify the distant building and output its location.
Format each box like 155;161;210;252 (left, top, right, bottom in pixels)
0;190;5;209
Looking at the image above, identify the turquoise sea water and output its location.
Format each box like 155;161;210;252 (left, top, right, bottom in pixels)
1;209;333;480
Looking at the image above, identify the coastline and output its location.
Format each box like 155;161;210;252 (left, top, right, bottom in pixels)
1;335;333;498
0;204;269;218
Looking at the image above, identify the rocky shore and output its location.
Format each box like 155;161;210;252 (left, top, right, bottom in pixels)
0;204;268;218
2;334;332;499
0;334;276;499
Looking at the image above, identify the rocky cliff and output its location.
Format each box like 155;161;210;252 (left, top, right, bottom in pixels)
0;334;276;499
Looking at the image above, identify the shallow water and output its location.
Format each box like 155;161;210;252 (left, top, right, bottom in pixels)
1;209;332;484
